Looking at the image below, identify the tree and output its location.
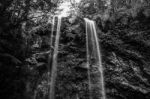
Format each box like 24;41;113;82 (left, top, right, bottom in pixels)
0;0;61;99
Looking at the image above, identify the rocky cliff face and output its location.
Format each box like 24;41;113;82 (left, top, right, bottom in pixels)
24;13;150;99
100;14;150;99
66;14;150;99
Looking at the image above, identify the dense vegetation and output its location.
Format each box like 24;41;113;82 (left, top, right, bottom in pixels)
0;0;150;99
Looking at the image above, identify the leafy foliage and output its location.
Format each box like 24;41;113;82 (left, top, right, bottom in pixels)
0;0;59;99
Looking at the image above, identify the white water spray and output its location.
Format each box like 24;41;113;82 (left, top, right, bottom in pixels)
85;18;92;99
48;16;55;99
50;16;56;47
49;16;62;99
48;16;55;75
84;18;106;99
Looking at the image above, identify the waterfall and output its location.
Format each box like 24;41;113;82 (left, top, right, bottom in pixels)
47;16;55;99
84;18;106;99
49;16;62;99
50;16;55;47
48;16;55;77
85;18;92;99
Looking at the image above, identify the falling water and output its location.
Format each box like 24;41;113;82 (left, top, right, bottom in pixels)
85;18;92;99
50;16;55;47
48;16;55;99
49;16;62;99
48;16;55;76
84;18;106;99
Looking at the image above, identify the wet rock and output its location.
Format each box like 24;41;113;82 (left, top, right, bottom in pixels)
74;62;89;71
105;48;150;99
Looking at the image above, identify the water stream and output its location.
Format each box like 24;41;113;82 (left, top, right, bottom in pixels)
50;16;56;47
48;17;105;99
48;16;55;78
84;18;106;99
48;16;55;99
85;18;92;99
49;16;62;99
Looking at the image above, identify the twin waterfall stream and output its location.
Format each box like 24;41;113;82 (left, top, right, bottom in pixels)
84;18;106;99
48;17;106;99
48;16;62;99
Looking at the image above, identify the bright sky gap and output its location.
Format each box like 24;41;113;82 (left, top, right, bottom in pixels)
58;0;81;17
